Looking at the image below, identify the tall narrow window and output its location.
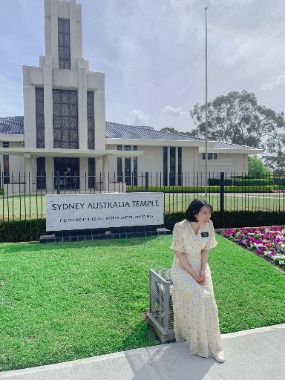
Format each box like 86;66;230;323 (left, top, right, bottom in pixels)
133;146;138;186
170;147;176;186
3;142;9;184
88;157;95;188
53;89;78;149
58;18;71;69
163;147;168;186
36;88;45;148
178;147;182;186
87;92;95;149
117;145;123;182
125;146;131;186
37;157;46;189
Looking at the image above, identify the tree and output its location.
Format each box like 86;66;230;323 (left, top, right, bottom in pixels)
160;127;181;134
160;127;193;137
248;155;272;177
190;90;285;148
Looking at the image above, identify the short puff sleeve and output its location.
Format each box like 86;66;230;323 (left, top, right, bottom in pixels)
204;221;218;250
170;223;184;252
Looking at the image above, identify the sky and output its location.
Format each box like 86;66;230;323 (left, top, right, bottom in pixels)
0;0;285;133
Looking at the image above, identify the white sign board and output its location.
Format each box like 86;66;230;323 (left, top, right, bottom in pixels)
46;192;164;231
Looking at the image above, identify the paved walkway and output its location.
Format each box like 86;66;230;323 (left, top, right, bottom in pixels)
0;324;284;380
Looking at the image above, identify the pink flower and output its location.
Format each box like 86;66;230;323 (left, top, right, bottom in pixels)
221;226;285;269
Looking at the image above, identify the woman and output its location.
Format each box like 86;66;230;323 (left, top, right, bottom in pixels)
171;199;224;363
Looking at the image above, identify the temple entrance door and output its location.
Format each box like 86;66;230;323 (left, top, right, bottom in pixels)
54;157;80;189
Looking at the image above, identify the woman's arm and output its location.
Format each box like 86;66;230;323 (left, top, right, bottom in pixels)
174;251;203;283
200;249;209;284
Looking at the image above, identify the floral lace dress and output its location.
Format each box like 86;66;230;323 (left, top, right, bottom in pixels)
171;219;223;358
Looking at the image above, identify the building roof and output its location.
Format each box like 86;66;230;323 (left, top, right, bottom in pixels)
105;121;202;141
0;116;24;134
0;117;201;141
0;116;262;153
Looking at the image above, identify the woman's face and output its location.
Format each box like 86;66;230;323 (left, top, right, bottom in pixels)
194;205;212;225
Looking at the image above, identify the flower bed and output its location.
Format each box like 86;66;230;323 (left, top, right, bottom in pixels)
218;226;285;270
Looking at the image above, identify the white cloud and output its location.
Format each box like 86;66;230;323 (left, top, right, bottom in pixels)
161;106;190;119
260;73;285;91
127;110;149;126
155;105;194;133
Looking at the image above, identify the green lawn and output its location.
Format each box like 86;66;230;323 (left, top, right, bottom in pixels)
0;234;285;371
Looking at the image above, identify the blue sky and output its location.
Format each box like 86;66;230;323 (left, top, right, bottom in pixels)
0;0;285;132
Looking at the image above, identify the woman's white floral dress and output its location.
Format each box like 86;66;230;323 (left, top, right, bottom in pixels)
171;219;223;358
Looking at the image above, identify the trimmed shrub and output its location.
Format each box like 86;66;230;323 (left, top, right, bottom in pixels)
0;219;46;243
127;185;275;193
208;178;233;186
164;211;285;231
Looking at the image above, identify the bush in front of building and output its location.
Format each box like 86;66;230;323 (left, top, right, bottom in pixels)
164;211;285;231
126;185;276;193
0;219;46;243
208;177;275;186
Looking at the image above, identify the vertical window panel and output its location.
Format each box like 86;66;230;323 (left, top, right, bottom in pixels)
88;157;95;188
170;147;176;186
87;92;95;149
178;147;182;186
36;88;45;148
58;18;71;69
37;157;46;189
117;145;122;182
3;155;10;184
163;147;168;186
133;146;138;186
53;89;78;149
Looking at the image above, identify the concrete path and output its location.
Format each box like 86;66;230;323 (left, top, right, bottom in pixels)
0;324;284;380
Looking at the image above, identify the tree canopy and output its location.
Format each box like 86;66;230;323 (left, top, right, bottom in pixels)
248;155;272;177
190;90;285;148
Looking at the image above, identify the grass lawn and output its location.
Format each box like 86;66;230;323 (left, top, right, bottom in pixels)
1;234;285;371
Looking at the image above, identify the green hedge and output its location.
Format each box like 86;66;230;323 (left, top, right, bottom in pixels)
208;177;276;186
127;185;276;193
127;186;207;193
164;211;285;231
210;185;275;192
0;219;46;243
272;177;285;185
0;188;3;195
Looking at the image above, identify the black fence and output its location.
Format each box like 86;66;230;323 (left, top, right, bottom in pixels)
1;171;285;242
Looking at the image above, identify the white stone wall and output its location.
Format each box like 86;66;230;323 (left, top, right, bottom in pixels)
182;147;199;173
198;153;248;177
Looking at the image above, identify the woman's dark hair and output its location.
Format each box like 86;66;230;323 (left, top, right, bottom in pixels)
185;199;213;222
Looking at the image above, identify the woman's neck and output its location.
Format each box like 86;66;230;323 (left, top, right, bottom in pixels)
189;221;200;234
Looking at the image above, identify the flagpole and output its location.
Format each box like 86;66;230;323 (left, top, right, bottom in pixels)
205;6;208;197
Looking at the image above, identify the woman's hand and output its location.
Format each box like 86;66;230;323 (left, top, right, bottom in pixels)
191;271;203;284
200;270;206;285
